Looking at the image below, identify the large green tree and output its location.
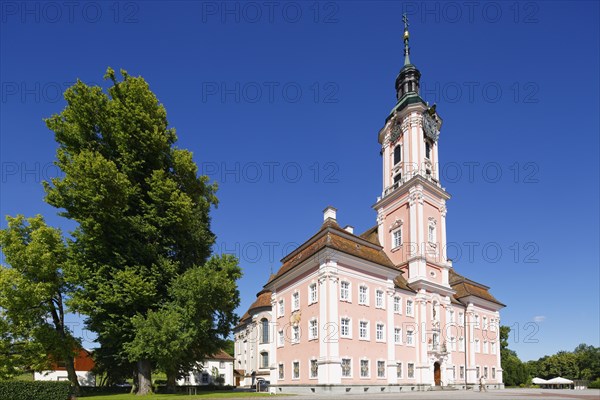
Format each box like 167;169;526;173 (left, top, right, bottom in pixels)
43;68;228;395
0;215;80;391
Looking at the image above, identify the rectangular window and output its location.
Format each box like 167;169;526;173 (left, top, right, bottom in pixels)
474;314;480;328
450;336;456;351
449;310;455;323
483;340;488;354
360;360;369;378
341;318;350;337
406;299;413;316
341;358;351;377
483;316;488;330
394;296;401;313
278;363;284;380
476;366;480;379
460;366;465;379
396;363;402;378
392;229;402;248
491;341;497;354
292;292;299;311
394;328;401;344
292;326;299;343
408;363;415;379
293;361;300;379
359;321;368;339
309;319;318;340
359;286;368;304
340;281;350;301
459;337;465;351
261;352;269;369
475;339;480;353
219;361;225;369
492;367;496;379
452;366;456;380
202;373;209;384
278;300;284;317
484;366;488;379
309;283;317;304
377;361;385;378
376;290;384;308
459;312;464;326
376;323;384;341
310;359;318;378
278;330;284;347
406;330;414;345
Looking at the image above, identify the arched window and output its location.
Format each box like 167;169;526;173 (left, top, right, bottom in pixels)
260;351;269;369
393;145;401;165
261;318;269;344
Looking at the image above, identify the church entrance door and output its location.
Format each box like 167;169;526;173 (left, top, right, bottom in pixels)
434;362;441;386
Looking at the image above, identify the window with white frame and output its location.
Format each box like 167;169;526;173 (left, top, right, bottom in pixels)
460;366;465;379
310;359;318;378
459;336;465;351
492;367;496;379
394;328;402;344
491;341;497;354
483;316;488;330
392;228;402;248
360;360;369;378
278;330;284;347
394;296;401;313
475;339;481;353
278;363;284;379
293;361;300;379
260;318;269;344
407;363;415;378
340;281;350;301
278;300;284;317
341;318;351;338
261;352;269;369
450;336;456;351
448;309;455;323
359;285;368;305
377;361;385;378
309;319;318;340
376;290;384;308
292;292;299;311
309;283;317;304
452;365;456;380
406;299;414;316
406;330;414;345
376;323;384;341
484;366;488;379
359;321;369;340
476;366;480;379
292;325;300;343
394;144;401;165
396;362;403;378
474;314;480;328
341;358;351;377
459;312;464;325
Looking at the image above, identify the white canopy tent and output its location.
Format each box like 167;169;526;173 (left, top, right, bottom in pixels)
533;377;574;389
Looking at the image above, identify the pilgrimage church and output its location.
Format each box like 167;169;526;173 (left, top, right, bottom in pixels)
234;18;505;394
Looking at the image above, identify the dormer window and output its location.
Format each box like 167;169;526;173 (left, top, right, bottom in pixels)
393;145;401;165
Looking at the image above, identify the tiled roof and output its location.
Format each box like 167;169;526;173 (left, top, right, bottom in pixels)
267;219;396;286
449;270;505;307
207;349;234;361
360;225;381;246
234;290;272;329
393;273;416;293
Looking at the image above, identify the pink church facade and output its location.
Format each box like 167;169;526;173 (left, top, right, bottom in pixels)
234;21;504;394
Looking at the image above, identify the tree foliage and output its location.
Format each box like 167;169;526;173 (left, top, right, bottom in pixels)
0;215;79;390
42;68;238;395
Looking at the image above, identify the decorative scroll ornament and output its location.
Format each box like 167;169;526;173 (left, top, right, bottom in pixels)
289;311;301;326
390;124;402;144
423;111;440;142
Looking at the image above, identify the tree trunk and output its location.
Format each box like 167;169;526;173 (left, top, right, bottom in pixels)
65;356;81;396
165;368;177;394
136;359;153;395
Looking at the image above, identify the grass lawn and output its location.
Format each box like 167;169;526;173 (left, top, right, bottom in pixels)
82;392;279;399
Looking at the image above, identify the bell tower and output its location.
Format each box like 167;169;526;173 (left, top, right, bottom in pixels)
374;15;452;290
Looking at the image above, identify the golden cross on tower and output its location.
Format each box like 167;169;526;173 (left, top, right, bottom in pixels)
402;13;409;32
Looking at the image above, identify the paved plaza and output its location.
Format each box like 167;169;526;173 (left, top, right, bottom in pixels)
268;389;600;400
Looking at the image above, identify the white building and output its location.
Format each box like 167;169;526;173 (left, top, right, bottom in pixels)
34;348;96;387
177;350;235;387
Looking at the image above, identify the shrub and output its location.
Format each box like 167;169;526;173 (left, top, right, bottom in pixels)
0;381;71;400
589;378;600;389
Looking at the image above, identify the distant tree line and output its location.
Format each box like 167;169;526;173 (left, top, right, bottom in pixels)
501;326;600;387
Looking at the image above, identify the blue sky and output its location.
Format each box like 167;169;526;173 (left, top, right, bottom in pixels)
1;1;598;362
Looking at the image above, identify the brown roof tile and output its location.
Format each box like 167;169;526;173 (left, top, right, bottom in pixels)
207;349;234;361
449;270;505;307
360;225;381;246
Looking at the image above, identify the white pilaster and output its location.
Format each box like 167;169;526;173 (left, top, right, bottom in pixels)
386;286;397;384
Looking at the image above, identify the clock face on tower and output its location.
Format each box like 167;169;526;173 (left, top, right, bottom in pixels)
422;112;440;142
390;124;401;144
